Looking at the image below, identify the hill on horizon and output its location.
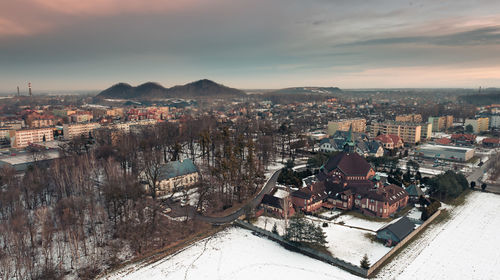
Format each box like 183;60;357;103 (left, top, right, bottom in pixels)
266;86;342;95
96;79;246;99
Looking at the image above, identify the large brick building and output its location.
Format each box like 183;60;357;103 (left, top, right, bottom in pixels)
291;152;408;218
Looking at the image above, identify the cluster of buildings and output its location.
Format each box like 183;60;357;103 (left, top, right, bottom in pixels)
291;150;409;218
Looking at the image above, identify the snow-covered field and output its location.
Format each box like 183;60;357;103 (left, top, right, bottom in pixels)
255;215;390;265
104;192;500;280
102;227;361;280
376;192;500;280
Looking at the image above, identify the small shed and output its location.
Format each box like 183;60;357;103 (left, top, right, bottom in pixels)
376;216;415;245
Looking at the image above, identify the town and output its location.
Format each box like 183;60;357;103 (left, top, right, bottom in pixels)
2;1;500;279
0;84;499;279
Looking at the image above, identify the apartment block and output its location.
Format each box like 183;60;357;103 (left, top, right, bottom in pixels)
9;128;54;148
395;114;422;123
421;123;433;140
369;122;422;144
327;118;366;135
465;118;489;134
63;123;101;139
428;115;454;132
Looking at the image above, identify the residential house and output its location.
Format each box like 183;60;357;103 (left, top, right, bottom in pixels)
259;194;295;218
319;130;383;157
375;134;404;150
482;138;499;148
451;134;476;146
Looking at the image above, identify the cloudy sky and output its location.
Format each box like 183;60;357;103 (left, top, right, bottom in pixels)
1;0;500;92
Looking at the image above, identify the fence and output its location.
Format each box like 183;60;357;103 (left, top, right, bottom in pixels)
234;220;368;277
366;209;442;276
236;209;442;278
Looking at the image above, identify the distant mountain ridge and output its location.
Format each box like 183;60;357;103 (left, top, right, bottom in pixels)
96;79;246;99
267;87;342;95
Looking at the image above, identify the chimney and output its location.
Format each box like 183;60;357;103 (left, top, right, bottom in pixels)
17;86;20;96
28;82;32;96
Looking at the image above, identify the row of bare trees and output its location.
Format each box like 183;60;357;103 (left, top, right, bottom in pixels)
0;114;285;279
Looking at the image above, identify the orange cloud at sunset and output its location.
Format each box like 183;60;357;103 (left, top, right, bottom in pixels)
31;0;206;16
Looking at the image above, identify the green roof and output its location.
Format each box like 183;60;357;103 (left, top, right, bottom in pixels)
405;184;424;197
159;159;198;181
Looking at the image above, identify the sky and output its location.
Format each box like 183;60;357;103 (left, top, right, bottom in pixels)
1;0;500;92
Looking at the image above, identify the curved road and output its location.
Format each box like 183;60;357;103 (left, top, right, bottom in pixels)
194;169;282;225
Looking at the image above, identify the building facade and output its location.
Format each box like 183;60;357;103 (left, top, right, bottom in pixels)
9;128;54;148
152;159;200;196
415;144;475;162
396;114;422;123
370;122;422;144
428;115;454;132
327;118;366;135
465;118;489;133
63;123;101;139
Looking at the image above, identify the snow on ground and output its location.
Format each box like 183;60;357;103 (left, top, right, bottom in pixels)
103;227;362;280
254;216;287;235
256;215;390;265
318;209;343;219
405;207;423;222
104;192;500;280
375;192;500;280
273;189;290;198
333;215;388;232
316;221;390;265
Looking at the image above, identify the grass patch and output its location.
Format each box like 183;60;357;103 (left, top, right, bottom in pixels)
444;188;472;206
433;209;451;224
364;232;385;245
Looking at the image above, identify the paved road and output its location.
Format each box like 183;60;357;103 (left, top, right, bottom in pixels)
194;169;282;225
468;151;500;194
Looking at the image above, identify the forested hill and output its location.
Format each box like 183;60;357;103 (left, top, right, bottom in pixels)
96;79;246;99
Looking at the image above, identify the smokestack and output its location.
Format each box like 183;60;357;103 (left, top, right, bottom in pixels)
28;82;32;96
17;86;20;96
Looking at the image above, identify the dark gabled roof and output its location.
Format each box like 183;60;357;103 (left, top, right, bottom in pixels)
292;182;328;202
324;152;372;177
292;188;312;199
405;184;424;197
261;194;283;209
377;216;415;241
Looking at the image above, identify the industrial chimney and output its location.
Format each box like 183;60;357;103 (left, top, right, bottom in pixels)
17;86;20;96
28;82;32;96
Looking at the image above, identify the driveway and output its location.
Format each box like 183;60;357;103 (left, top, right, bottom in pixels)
194;169;282;224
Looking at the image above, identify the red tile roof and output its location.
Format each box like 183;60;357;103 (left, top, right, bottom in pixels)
435;138;452;145
375;134;403;145
483;138;499;144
